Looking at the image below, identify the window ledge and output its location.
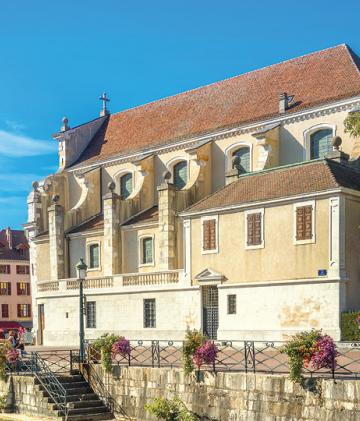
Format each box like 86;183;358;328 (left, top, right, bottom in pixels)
139;262;155;268
245;243;265;250
294;238;316;245
201;248;219;255
87;267;101;272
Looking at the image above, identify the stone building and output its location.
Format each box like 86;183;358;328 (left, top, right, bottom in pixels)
25;44;360;345
0;228;32;333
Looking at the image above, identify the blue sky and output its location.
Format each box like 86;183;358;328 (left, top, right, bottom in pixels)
1;0;360;228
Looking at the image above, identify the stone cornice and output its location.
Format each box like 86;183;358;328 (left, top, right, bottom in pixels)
69;95;360;176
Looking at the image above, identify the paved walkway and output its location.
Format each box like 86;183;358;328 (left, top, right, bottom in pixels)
0;414;55;421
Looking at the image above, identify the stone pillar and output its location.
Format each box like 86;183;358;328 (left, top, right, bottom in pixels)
328;196;346;280
225;169;238;185
103;190;121;276
158;182;177;270
48;199;65;280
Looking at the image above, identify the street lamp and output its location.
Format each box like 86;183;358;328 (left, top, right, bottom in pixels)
76;258;87;362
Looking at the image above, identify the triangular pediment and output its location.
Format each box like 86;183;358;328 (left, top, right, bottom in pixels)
195;268;226;284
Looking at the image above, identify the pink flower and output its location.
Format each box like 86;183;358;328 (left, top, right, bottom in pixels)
309;335;337;370
111;338;131;356
192;341;218;369
6;349;19;363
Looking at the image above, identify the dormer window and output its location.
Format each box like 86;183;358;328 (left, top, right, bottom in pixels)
310;129;333;159
120;173;133;199
232;147;250;174
173;161;188;190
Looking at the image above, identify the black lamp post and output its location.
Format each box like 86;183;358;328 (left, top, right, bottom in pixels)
76;258;87;362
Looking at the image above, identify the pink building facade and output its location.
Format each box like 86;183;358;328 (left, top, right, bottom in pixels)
0;228;32;333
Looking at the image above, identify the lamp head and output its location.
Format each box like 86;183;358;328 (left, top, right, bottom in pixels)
76;258;88;280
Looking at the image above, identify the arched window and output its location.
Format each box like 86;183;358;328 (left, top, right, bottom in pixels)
232;147;250;174
310;129;333;159
120;173;133;199
173;161;188;190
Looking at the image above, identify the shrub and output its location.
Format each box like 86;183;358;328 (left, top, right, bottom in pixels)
111;337;131;357
344;111;360;138
92;333;121;372
341;311;360;341
192;341;218;370
145;396;198;421
182;329;206;374
5;349;19;364
281;329;337;384
0;344;10;380
310;335;337;370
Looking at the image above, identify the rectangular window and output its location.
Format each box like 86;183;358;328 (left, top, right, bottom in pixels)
1;304;9;318
89;244;100;269
17;304;31;318
17;282;30;296
141;237;154;264
201;216;218;253
16;265;30;275
296;205;313;241
86;301;96;328
144;299;156;328
0;282;11;295
0;265;10;274
246;212;262;246
227;294;237;314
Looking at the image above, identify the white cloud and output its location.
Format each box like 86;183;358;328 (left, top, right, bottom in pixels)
0;130;56;157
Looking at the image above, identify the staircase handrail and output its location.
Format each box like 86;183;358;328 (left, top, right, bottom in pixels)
79;357;116;415
31;352;68;419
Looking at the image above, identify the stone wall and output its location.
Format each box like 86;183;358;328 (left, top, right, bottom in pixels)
0;376;55;418
91;364;360;421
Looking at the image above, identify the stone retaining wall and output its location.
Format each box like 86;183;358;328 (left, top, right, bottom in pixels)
91;364;360;420
0;376;55;418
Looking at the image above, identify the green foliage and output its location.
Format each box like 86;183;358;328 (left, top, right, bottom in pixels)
344;111;360;138
281;329;320;384
182;329;206;375
0;343;11;381
92;333;120;373
0;393;7;410
341;311;360;341
144;396;198;421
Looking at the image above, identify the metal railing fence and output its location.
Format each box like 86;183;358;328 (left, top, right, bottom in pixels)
6;352;68;419
85;339;360;379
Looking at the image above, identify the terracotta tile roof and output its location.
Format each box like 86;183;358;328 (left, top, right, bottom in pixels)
72;44;360;169
183;159;360;214
122;206;159;226
0;229;29;261
67;214;104;234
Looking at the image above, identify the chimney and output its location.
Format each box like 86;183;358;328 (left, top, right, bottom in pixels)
279;92;294;114
6;228;12;250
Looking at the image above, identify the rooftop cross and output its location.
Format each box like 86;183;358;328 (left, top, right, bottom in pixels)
99;92;110;116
